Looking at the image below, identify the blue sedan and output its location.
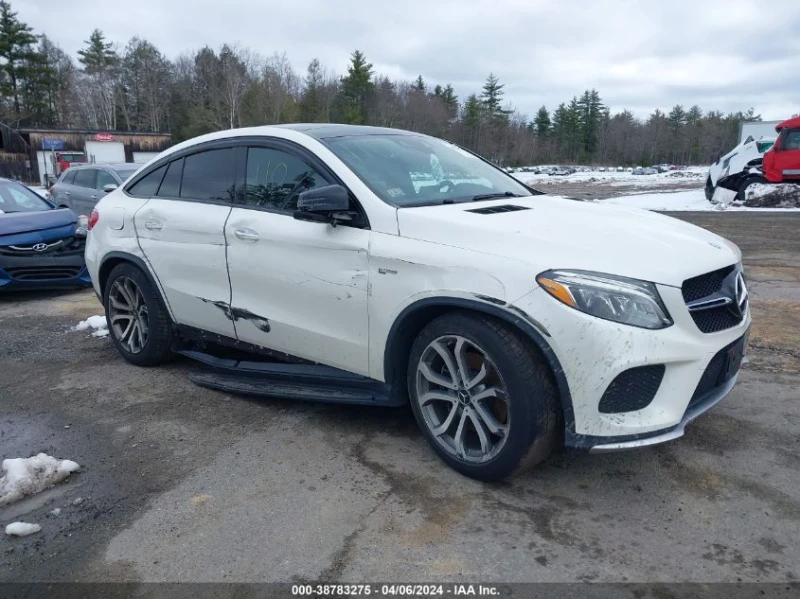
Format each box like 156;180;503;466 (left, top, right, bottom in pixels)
0;178;92;291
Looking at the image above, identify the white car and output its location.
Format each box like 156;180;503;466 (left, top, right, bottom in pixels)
707;136;775;201
86;125;751;481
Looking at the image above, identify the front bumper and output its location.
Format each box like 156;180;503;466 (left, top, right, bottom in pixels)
511;284;750;445
573;373;738;452
0;252;92;291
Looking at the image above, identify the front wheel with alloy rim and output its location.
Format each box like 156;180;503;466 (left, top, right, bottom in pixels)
103;263;173;366
407;312;560;481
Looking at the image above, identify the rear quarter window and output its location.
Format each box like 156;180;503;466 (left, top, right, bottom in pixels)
126;165;167;197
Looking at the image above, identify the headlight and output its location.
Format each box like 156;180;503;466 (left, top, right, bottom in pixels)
75;215;89;237
536;270;673;330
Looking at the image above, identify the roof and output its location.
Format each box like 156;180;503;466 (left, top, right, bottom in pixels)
18;127;171;137
274;123;415;139
68;162;139;171
775;116;800;131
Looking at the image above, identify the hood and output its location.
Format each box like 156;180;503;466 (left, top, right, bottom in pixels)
0;208;77;245
396;196;740;287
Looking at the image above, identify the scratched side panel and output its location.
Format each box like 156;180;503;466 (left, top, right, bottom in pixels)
367;232;538;380
134;199;235;337
226;208;371;375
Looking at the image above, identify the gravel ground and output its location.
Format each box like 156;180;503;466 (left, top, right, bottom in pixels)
1;212;799;587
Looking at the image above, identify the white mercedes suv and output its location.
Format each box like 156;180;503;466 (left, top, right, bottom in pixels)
86;124;750;480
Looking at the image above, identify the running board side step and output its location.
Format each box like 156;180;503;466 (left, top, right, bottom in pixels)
178;349;404;407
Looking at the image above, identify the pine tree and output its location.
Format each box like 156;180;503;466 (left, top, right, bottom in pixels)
433;84;442;97
0;0;37;116
338;50;373;125
300;58;323;122
411;75;426;93
534;106;551;136
440;84;458;119
77;29;117;74
480;73;506;120
577;89;604;158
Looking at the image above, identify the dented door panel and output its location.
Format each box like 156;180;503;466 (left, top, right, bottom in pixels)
134;199;235;337
225;208;370;375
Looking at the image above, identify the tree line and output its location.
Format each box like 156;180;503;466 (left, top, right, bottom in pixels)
0;0;765;166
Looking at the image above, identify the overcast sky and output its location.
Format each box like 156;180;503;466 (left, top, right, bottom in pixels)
17;0;800;120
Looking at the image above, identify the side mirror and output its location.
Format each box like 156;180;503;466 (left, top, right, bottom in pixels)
103;183;118;193
294;184;350;224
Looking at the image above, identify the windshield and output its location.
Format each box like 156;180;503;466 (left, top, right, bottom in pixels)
323;133;533;207
757;141;775;153
113;168;138;181
0;181;52;213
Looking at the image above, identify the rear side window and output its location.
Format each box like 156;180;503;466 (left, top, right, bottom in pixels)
96;170;117;189
156;158;184;198
127;165;167;197
786;130;800;151
180;149;236;202
61;170;76;185
74;169;96;188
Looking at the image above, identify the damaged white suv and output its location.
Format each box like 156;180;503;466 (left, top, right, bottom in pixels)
86;125;750;480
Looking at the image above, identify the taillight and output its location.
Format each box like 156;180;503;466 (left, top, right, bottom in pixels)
88;210;99;230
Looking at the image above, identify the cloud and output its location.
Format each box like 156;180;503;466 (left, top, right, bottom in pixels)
16;0;800;119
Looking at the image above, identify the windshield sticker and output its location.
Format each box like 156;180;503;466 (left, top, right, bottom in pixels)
387;187;406;197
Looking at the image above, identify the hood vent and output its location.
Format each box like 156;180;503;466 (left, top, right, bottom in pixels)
466;204;531;215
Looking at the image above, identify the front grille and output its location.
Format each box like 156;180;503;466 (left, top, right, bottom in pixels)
598;365;665;414
682;264;745;334
682;265;735;303
0;236;85;257
688;335;745;410
691;304;746;333
467;204;531;215
5;266;82;280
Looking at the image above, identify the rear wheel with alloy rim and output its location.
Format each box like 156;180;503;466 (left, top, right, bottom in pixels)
407;312;560;481
103;263;173;366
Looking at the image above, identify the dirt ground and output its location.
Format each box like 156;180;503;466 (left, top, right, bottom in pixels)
1;212;799;587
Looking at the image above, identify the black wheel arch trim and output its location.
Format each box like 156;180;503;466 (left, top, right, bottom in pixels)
383;296;576;433
98;251;173;317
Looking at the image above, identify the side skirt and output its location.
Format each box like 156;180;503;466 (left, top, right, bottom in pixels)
174;325;403;407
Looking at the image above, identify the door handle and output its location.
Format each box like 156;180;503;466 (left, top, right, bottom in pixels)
64;191;71;196
91;195;98;199
144;220;163;231
234;228;260;241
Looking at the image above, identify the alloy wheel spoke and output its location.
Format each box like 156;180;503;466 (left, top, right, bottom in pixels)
466;361;488;390
431;403;460;437
431;340;459;388
471;386;503;403
453;409;469;458
453;337;471;388
472;400;508;437
419;390;457;406
467;408;492;455
418;362;458;390
110;313;133;325
109;295;131;312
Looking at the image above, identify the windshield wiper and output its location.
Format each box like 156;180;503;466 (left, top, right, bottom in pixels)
470;191;524;202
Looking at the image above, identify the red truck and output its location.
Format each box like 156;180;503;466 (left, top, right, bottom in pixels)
761;115;800;184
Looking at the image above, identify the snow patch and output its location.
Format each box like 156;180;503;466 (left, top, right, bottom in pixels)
73;315;109;338
604;189;800;212
0;454;80;506
744;183;800;208
5;522;41;537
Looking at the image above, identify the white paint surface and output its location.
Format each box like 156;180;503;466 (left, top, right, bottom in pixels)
86;141;125;164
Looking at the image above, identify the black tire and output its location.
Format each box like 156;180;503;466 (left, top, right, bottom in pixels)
103;263;173;366
704;176;714;201
737;175;767;203
406;312;560;481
